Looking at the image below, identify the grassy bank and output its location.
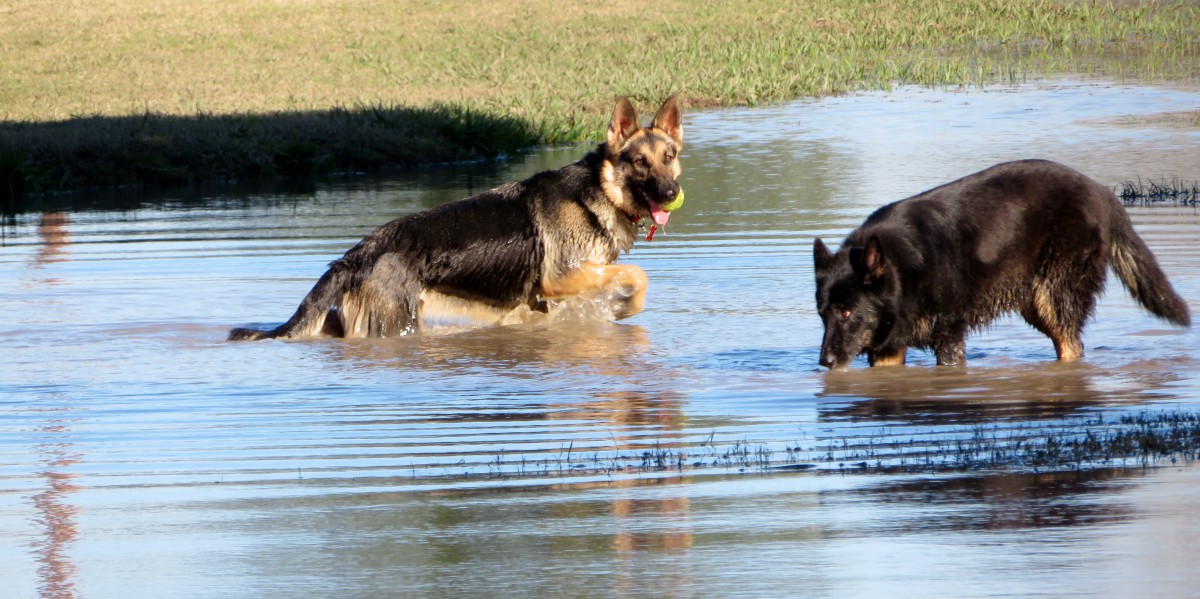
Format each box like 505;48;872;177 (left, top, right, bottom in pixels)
2;0;1198;198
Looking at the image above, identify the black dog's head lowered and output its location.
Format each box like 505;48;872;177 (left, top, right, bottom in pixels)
600;96;683;228
813;235;899;370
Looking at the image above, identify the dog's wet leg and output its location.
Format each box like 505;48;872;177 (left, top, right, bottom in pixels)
1051;284;1095;362
932;331;967;366
542;262;648;320
1024;281;1092;362
605;265;648;319
1051;335;1085;361
934;344;966;366
868;346;907;367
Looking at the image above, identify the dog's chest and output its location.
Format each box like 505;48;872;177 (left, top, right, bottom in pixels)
581;222;631;265
603;214;637;257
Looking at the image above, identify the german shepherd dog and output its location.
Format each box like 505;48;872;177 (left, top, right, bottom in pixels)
228;96;683;341
813;159;1190;370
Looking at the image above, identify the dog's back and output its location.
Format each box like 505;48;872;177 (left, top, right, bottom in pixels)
813;159;1189;369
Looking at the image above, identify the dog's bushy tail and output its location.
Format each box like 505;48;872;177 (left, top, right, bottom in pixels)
227;267;349;341
1109;209;1191;327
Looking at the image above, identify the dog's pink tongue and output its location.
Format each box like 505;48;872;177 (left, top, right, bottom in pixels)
650;202;671;227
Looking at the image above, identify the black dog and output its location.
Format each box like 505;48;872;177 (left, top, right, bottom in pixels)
229;96;683;340
813;159;1190;369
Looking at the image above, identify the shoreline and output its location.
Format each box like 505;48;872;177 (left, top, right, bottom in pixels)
5;77;1197;214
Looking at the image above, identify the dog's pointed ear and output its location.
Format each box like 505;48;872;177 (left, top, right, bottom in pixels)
607;97;640;150
851;235;889;283
651;95;683;146
813;237;834;277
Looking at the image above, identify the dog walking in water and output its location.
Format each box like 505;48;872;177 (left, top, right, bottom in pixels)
229;96;683;340
813;159;1190;370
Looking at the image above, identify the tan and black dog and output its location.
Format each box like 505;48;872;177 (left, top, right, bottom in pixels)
813;159;1190;369
229;96;683;340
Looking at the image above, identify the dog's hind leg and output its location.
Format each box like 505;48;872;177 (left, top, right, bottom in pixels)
1021;303;1074;360
339;254;421;337
1051;335;1084;362
1022;278;1095;361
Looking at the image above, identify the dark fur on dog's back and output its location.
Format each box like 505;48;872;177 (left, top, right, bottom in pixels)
813;159;1190;369
229;96;683;340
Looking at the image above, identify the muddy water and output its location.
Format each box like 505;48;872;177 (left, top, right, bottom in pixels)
3;81;1199;598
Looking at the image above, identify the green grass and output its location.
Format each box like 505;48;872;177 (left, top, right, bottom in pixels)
2;0;1198;198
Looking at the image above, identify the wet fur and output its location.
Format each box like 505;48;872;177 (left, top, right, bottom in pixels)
813;159;1191;370
229;96;683;340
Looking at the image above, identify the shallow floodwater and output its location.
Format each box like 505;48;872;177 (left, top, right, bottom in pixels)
3;81;1199;598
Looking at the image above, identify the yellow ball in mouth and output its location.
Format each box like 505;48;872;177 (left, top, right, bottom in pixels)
661;188;685;212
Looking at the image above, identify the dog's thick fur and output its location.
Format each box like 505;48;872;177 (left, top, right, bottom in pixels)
813;159;1190;370
229;96;683;340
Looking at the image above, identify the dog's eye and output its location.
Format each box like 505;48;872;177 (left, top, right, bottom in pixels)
634;156;648;169
664;153;675;163
839;308;852;320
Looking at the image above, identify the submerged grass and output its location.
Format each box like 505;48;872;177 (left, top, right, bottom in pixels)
2;0;1199;198
446;409;1200;483
1119;178;1200;206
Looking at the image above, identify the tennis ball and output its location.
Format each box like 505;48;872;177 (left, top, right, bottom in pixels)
661;188;685;212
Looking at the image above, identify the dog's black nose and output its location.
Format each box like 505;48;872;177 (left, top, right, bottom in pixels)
658;184;678;202
819;354;833;368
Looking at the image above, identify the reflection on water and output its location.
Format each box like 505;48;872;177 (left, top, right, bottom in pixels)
818;359;1187;425
2;80;1200;597
29;403;82;599
861;468;1133;531
33;213;70;269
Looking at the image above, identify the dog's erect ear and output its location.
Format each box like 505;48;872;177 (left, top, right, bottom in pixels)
607;97;641;150
651;95;683;146
813;237;834;277
851;235;888;283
